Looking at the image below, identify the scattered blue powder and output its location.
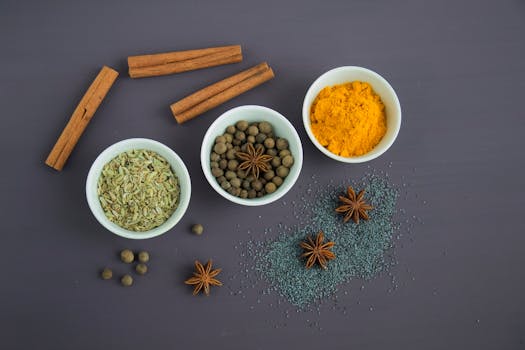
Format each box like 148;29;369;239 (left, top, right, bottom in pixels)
250;174;399;308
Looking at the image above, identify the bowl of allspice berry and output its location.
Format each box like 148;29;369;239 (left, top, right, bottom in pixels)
201;105;303;206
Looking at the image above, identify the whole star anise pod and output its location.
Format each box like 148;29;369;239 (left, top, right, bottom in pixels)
335;186;373;224
236;143;273;179
300;230;335;270
184;260;222;296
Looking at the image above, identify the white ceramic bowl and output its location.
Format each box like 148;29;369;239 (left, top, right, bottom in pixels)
201;105;303;206
86;138;191;239
302;66;401;163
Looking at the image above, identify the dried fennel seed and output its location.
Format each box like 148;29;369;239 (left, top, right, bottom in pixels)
97;149;180;232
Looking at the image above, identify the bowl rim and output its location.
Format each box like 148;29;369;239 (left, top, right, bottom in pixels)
86;138;191;239
302;66;402;163
200;105;303;206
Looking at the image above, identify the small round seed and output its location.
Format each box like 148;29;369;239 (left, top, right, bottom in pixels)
221;181;231;190
225;170;236;180
135;263;148;275
120;249;134;264
242;180;251;190
230;178;241;188
276;138;289;150
101;268;112;280
224;133;233;143
226;125;236;134
247;125;259;136
240;189;248;199
192;224;204;235
248;189;257;198
276;166;289;178
214;143;227;154
210;152;220;162
267;149;278;157
237;169;247;178
227;159;238;171
138;251;149;263
247;135;256;144
211;168;223;177
215;135;226;144
264;170;275;181
121;274;133;287
265;182;277;193
251;180;263;191
258;121;272;134
279;149;291;157
236;120;249;131
271;157;281;168
219;159;228;169
264;138;275;149
272;176;283;186
235;131;246;142
226;149;236;160
282;155;294;167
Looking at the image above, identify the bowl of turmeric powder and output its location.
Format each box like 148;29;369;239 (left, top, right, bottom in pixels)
302;66;401;163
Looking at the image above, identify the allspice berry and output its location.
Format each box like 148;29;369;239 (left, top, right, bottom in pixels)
101;268;113;280
192;224;204;235
265;182;277;194
236;120;249;131
121;274;133;287
135;263;148;275
213;143;227;155
138;251;149;263
120;249;134;263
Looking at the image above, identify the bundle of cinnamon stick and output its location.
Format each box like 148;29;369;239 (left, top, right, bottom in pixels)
46;45;274;170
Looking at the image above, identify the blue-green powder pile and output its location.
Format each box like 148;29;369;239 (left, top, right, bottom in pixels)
251;175;399;307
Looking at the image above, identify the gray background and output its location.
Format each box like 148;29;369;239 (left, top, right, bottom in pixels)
1;0;524;348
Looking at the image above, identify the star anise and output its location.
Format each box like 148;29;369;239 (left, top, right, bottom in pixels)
236;143;273;179
300;230;335;270
184;260;222;296
335;186;373;224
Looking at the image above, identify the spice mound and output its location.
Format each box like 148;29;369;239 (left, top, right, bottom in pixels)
310;81;387;157
210;120;294;199
97;149;180;232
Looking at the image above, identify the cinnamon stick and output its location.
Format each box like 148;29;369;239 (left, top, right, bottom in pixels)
170;63;274;124
170;62;270;117
45;66;118;171
128;45;242;78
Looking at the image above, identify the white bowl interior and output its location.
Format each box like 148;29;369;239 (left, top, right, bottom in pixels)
201;105;303;206
302;66;401;163
86;138;191;239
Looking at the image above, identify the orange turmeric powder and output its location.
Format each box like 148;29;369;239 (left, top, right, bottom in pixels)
310;81;387;157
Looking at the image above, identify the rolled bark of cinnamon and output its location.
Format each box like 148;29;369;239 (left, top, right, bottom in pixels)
45;66;118;171
128;45;242;78
170;63;274;124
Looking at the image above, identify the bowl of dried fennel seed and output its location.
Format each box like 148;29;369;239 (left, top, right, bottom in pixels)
86;138;191;239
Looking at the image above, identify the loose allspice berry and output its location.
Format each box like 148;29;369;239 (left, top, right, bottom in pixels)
135;263;148;275
192;224;204;235
121;274;133;287
101;268;113;280
138;251;149;263
120;249;134;263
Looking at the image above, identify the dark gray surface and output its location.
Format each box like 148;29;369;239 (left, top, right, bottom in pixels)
1;0;524;348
